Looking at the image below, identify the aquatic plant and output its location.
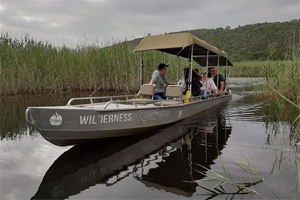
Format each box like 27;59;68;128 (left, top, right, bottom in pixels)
256;55;300;105
261;88;300;198
188;156;265;198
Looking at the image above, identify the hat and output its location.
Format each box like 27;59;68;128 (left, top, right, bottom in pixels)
158;63;169;71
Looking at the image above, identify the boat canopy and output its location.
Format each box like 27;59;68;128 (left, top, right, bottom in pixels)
134;32;232;66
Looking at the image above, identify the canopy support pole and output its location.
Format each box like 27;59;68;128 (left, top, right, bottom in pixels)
140;52;144;86
225;58;228;89
217;56;220;90
205;50;209;97
189;44;194;92
177;56;180;82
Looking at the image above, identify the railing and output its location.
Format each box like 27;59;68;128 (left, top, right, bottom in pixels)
66;92;231;108
66;95;135;106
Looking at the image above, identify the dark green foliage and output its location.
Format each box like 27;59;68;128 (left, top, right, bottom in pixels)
186;20;300;61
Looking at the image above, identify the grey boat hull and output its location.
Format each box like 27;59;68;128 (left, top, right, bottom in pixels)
26;95;231;145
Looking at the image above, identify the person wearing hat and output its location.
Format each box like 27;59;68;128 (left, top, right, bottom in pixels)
149;63;176;100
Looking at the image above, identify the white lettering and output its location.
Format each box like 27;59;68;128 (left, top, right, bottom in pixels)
103;115;108;123
124;113;127;122
80;115;89;124
92;115;97;124
114;114;119;122
79;113;133;125
128;113;132;121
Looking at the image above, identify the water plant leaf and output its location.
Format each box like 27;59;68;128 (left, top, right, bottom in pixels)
268;85;300;109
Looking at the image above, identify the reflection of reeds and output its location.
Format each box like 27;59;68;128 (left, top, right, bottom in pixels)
0;93;75;139
261;88;300;198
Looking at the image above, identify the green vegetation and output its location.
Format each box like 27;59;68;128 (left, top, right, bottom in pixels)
256;57;300;105
0;33;187;96
0;33;188;96
0;33;139;95
188;19;299;61
1;19;299;97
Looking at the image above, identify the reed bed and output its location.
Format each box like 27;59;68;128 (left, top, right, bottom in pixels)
1;33;299;99
0;34;140;95
222;59;299;78
0;33;187;96
255;58;300;105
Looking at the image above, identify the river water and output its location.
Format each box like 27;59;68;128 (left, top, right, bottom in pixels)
0;78;298;200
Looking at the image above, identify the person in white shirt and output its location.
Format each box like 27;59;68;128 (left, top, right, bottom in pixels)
177;68;187;92
200;71;217;95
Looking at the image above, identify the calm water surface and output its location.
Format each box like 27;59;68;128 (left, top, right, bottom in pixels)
0;78;298;200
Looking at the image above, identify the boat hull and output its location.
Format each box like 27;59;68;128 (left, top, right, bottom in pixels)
26;95;231;145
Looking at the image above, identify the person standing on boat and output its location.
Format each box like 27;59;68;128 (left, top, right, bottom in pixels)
210;67;225;94
149;63;176;100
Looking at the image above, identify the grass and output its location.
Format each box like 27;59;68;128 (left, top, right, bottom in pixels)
0;33;186;96
256;58;300;105
1;33;299;101
0;33;140;95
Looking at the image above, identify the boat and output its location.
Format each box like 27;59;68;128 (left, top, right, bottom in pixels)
31;107;232;199
25;32;233;146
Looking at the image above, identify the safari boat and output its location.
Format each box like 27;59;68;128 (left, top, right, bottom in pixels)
25;32;233;146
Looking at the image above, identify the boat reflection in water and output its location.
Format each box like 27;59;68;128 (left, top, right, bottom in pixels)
31;106;232;199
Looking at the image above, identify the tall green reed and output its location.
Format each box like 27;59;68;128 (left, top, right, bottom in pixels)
256;57;300;105
1;33;299;97
0;33;189;96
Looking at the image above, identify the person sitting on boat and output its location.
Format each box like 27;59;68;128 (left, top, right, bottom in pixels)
149;63;176;100
177;68;187;93
210;67;225;94
200;71;217;96
184;68;202;96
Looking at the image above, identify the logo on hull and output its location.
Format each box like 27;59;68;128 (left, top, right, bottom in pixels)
138;109;171;122
49;112;63;126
